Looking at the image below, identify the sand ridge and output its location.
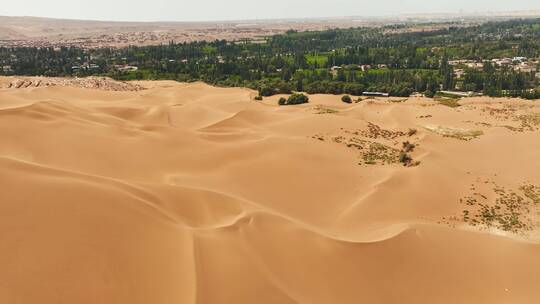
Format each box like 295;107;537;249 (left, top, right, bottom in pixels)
1;78;540;303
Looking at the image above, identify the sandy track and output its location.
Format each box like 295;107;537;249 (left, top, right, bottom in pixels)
1;79;540;303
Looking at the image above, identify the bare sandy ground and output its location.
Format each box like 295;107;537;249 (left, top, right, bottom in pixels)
1;78;539;303
0;16;370;48
3;12;540;48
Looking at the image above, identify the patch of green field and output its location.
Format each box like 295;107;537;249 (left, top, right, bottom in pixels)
202;45;218;55
306;54;329;66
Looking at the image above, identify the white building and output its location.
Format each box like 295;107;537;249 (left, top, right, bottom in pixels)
115;65;138;72
513;57;528;62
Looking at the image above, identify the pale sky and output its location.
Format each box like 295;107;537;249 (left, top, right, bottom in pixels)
1;0;540;22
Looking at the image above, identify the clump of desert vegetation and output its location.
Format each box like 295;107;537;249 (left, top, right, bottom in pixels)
279;93;309;106
258;85;286;97
312;133;402;166
254;95;263;101
362;142;403;165
341;95;352;104
398;141;420;167
398;152;413;165
402;141;416;152
434;92;461;108
311;124;421;167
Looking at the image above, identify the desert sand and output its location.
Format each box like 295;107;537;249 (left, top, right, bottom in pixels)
0;16;375;48
0;78;539;303
4;12;540;48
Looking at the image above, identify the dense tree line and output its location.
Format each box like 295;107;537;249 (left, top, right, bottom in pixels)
1;18;539;98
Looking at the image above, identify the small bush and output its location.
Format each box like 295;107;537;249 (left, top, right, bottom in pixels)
424;90;436;98
399;152;413;166
402;141;416;153
279;93;309;106
407;128;418;137
409;160;421;167
341;95;352;103
258;86;275;97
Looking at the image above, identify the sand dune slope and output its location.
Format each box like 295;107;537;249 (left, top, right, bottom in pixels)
1;80;540;303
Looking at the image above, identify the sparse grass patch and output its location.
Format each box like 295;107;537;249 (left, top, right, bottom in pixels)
312;105;339;114
453;181;540;234
517;113;540;131
390;98;408;103
520;184;540;204
312;124;421;167
360;122;406;139
425;125;483;140
436;97;461;108
362;142;401;165
501;125;521;132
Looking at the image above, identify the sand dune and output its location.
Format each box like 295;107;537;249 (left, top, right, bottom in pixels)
1;79;540;303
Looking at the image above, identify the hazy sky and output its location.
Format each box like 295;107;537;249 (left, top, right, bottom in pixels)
1;0;540;22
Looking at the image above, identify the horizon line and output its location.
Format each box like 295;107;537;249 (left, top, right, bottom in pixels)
2;9;540;24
